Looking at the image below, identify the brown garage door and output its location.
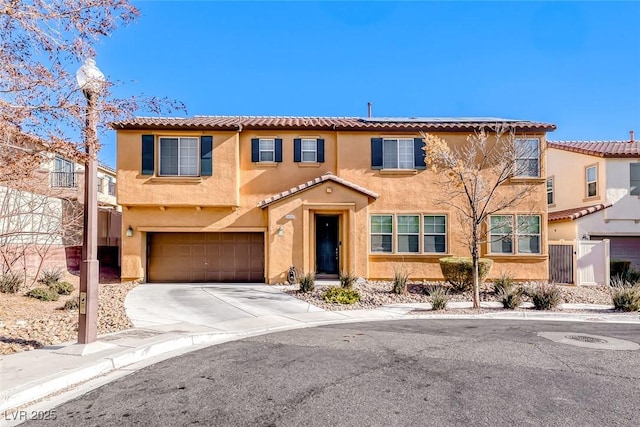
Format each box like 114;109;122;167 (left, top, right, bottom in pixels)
147;232;264;283
590;236;640;270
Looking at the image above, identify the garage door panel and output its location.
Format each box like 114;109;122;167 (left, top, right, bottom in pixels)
591;236;640;270
148;232;264;283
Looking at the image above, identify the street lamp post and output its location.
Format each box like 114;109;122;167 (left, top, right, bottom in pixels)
76;58;105;344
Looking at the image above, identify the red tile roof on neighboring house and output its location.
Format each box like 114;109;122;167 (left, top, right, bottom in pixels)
257;172;378;208
548;203;613;222
548;141;640;158
112;116;556;132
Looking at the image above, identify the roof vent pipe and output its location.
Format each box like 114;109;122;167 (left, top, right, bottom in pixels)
367;102;372;118
630;130;635;143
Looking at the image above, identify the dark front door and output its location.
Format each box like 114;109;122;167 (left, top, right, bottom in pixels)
315;215;339;275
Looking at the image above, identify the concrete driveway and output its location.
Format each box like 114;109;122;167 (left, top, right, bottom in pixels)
125;283;323;329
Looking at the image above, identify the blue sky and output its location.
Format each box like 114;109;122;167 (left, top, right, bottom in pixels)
97;1;640;167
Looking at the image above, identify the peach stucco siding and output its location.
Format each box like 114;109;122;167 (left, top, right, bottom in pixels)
118;128;550;283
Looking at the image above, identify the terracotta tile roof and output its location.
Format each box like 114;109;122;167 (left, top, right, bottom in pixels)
548;203;613;222
257;172;378;208
112;116;556;132
548;141;640;158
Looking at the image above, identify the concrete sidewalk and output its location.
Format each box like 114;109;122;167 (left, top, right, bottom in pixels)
1;283;639;421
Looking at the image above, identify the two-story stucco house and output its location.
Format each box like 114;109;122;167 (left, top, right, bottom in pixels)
112;116;555;284
547;133;640;269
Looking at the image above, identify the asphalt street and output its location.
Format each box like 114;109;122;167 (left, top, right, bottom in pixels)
24;320;640;426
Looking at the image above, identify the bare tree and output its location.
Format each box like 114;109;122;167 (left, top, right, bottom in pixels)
422;124;542;308
1;0;183;156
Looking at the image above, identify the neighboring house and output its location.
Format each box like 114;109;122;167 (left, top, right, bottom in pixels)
0;132;121;277
547;132;640;271
112;116;555;284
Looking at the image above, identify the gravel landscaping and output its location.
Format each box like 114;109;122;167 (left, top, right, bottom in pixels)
0;271;137;355
282;280;616;311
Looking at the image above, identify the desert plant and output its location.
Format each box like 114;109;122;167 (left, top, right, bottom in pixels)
610;260;631;279
429;287;449;310
322;287;361;304
391;268;410;295
49;281;75;295
0;272;23;293
339;271;357;289
611;286;640;312
38;269;64;286
499;287;524;309
298;272;315;293
61;297;80;310
439;257;493;292
26;287;60;301
529;283;562;310
493;272;515;295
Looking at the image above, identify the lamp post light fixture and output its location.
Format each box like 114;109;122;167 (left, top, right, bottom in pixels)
76;58;105;345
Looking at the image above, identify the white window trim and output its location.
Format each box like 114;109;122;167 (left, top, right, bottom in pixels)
301;138;317;163
259;138;275;163
586;165;598;198
370;214;393;253
489;214;541;255
514;138;540;178
397;214;420;253
158;136;199;177
383;138;415;170
423;214;447;254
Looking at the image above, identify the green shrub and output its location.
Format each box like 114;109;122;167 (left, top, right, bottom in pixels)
339;271;357;289
61;297;80;310
0;272;23;293
610;282;640;312
439;257;494;292
429;287;449;310
26;287;60;301
298;272;315;293
499;287;524;309
493;272;515;295
391;268;410;295
49;281;74;295
38;269;63;286
529;283;561;310
322;287;361;304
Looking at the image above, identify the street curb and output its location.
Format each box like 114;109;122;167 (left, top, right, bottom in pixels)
2;309;639;414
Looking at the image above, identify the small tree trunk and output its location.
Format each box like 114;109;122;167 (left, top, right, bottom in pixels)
472;243;480;309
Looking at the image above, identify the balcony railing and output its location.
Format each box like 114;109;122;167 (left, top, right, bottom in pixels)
50;171;78;188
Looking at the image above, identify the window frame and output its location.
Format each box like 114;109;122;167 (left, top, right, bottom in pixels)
397;215;420;253
488;214;542;255
158;136;200;177
258;138;276;163
546;177;554;205
301;138;317;163
514;138;540;178
585;164;598;198
631;163;640;196
383;138;415;170
370;215;393;253
423;214;447;254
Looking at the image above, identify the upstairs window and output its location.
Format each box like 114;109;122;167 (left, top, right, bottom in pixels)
384;138;414;169
251;138;283;163
159;137;198;176
631;163;640;196
371;137;426;170
294;138;325;163
586;165;597;197
514;138;540;177
52;157;76;188
259;139;275;162
547;177;554;205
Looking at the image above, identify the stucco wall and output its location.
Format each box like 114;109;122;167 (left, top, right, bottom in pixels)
547;147;604;211
118;128;550;283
